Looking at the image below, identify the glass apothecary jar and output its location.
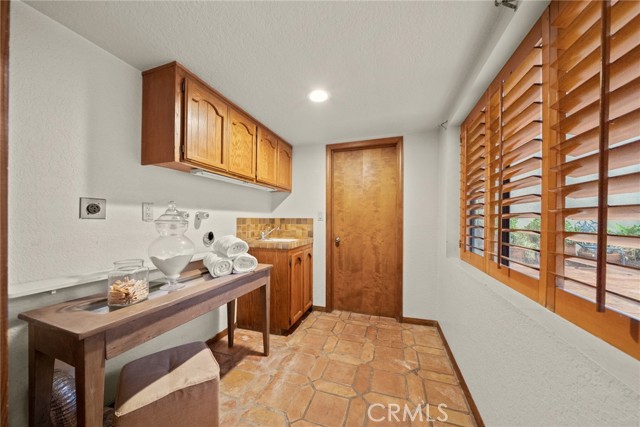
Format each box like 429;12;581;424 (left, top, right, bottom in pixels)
107;259;149;307
148;201;195;292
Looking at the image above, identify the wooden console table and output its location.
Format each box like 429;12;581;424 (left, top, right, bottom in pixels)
19;264;271;427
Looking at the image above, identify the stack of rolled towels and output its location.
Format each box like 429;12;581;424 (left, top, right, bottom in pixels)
203;235;258;278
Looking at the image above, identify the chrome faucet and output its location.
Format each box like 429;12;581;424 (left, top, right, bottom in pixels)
259;225;280;240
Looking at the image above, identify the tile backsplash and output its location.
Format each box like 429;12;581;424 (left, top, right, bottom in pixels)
236;218;313;240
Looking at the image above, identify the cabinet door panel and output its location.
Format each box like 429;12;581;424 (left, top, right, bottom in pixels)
290;251;304;325
303;249;313;312
184;78;227;170
277;141;292;191
229;108;257;179
257;128;278;186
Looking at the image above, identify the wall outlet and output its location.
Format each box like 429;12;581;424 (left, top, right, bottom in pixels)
79;197;106;219
317;211;324;221
142;202;154;222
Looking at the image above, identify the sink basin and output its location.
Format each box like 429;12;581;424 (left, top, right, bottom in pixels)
262;238;298;242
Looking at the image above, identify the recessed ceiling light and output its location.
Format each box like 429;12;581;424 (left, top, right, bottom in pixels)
308;89;329;103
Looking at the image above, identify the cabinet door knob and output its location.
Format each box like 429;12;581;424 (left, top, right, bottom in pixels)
335;236;342;246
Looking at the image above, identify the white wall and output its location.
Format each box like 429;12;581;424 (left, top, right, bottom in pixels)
436;126;640;427
271;144;327;306
272;133;441;319
8;3;274;425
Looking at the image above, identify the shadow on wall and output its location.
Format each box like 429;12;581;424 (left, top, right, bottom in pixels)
271;192;290;211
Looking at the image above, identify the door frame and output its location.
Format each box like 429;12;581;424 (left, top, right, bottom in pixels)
325;137;403;319
0;1;9;425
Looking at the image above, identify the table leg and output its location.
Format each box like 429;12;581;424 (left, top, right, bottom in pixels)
261;280;270;356
28;326;55;427
75;334;105;427
226;299;235;348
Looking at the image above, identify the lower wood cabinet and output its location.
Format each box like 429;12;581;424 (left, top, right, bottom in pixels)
237;244;312;334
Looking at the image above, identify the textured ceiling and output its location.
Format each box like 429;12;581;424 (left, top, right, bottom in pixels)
25;1;506;145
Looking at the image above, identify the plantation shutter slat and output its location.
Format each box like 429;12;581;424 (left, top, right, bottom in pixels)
502;122;542;151
500;194;542;207
555;205;640;221
503;67;543;110
502;138;541;165
551;109;639;156
556;2;601;50
556;20;600;72
555;172;640;198
502;103;542;139
553;139;640;178
501;175;542;194
557;48;600;93
492;157;542;181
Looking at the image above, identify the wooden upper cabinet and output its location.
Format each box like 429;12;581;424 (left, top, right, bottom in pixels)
141;62;292;191
256;127;278;186
228;108;257;179
184;78;228;171
277;140;293;191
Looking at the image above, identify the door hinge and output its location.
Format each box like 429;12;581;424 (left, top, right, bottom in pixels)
180;145;185;156
181;80;185;93
459;240;462;248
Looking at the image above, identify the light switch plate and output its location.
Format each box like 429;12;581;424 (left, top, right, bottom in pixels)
317;211;324;221
79;197;106;219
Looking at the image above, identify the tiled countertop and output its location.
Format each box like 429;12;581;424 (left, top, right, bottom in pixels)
247;237;313;250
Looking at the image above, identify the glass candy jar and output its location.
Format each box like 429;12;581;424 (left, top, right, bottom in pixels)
107;259;149;307
148;201;195;292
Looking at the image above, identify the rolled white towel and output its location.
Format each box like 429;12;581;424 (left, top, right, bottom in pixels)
213;235;249;258
233;254;258;274
203;253;233;278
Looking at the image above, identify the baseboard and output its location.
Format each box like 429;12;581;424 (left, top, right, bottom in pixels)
435;322;485;427
401;317;484;427
312;305;326;312
206;323;236;345
401;316;438;327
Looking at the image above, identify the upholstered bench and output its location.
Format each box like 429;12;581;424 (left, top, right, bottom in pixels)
113;341;220;427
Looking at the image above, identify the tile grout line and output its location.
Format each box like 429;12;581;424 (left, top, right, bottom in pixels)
210;310;480;427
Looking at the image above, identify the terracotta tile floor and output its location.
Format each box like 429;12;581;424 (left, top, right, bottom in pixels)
209;310;477;427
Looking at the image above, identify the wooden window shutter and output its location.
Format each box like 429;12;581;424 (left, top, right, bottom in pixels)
459;0;639;358
549;0;639;356
486;30;544;301
460;103;488;271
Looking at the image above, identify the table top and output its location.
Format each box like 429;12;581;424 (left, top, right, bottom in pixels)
18;264;271;340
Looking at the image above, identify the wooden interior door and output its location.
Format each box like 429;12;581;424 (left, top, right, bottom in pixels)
327;137;403;318
184;78;228;170
257;128;278;186
0;2;8;425
228;108;257;179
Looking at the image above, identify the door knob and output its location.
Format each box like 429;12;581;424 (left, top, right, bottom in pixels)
335;236;342;246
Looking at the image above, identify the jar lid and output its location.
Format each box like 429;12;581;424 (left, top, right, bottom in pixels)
154;201;188;225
